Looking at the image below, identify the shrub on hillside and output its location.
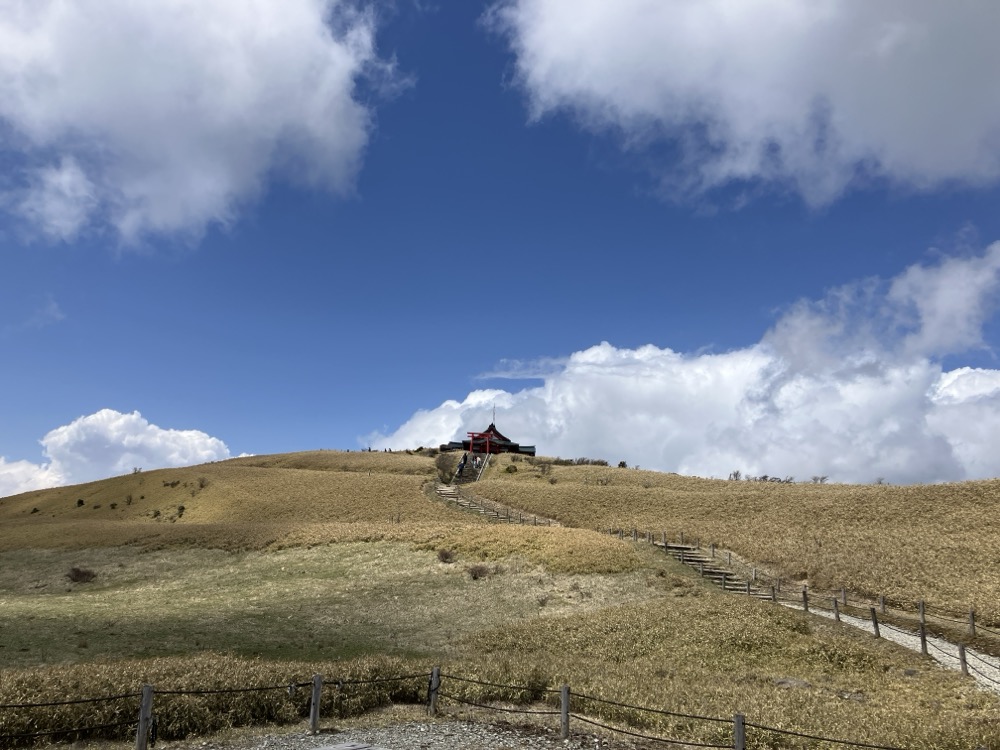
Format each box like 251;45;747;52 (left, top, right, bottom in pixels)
467;564;491;580
66;567;96;583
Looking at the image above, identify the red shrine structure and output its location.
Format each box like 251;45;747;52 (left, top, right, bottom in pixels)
439;423;536;456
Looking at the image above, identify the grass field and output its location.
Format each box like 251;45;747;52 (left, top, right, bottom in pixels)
475;454;1000;621
2;450;1000;749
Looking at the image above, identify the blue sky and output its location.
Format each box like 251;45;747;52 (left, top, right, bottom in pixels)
4;0;1000;492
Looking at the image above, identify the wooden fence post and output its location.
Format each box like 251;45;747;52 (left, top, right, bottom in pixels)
135;684;154;750
770;586;776;603
309;674;323;735
680;531;685;545
751;567;757;583
632;528;637;542
661;530;666;546
879;594;886;614
745;580;751;595
958;645;968;676
802;587;809;613
560;684;570;740
710;544;715;559
618;528;622;539
969;609;977;637
918;601;928;655
727;551;732;565
733;713;746;750
833;598;840;623
841;588;847;605
427;666;440;716
870;607;881;638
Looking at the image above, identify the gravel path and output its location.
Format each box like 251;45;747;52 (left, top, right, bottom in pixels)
780;601;1000;694
160;716;626;750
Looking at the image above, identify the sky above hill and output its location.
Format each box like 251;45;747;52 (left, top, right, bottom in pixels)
4;0;1000;493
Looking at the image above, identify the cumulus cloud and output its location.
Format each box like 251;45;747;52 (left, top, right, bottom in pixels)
371;243;1000;484
488;0;1000;204
0;409;230;497
0;0;395;243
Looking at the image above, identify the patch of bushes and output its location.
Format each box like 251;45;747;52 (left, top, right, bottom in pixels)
66;567;96;583
437;548;455;563
466;564;492;580
505;465;518;473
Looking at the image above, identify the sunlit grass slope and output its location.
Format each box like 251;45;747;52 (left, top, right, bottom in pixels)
0;450;469;550
2;451;1000;748
475;454;1000;620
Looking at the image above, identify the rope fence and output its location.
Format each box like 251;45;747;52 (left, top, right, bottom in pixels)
0;667;942;750
745;719;908;750
609;526;1000;657
570;713;731;748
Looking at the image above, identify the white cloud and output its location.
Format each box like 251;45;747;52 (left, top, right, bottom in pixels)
372;243;1000;484
0;409;230;497
488;0;1000;204
0;0;394;243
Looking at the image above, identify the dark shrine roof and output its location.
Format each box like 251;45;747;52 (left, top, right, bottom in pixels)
475;423;511;443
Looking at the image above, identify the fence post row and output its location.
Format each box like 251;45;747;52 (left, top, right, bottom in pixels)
135;684;154;750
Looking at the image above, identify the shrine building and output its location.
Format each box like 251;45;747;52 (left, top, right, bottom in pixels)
439;423;536;456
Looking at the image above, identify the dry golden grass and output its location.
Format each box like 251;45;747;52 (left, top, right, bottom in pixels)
0;451;471;550
478;455;1000;621
0;652;428;743
4;450;1000;748
451;589;999;749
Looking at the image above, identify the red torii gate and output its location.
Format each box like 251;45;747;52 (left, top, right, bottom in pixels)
466;430;493;454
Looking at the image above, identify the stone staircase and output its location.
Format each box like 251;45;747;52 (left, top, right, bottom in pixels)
434;482;559;526
450;452;488;486
661;540;773;599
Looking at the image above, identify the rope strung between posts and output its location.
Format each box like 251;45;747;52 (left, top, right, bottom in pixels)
877;621;913;637
572;691;732;724
158;684;292;696
966;660;1000;686
569;714;730;749
744;720;909;749
158;672;430;696
337;672;429;685
965;648;1000;669
926;639;957;660
0;719;137;740
436;691;559;716
0;691;141;709
439;672;562;694
922;610;968;626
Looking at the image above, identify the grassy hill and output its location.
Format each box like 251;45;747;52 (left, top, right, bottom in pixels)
1;450;998;749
